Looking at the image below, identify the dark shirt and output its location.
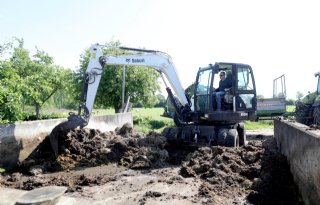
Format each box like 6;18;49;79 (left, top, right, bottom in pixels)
216;78;232;92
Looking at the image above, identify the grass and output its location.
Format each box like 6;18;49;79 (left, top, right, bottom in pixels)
95;107;278;131
22;107;273;133
245;120;273;130
131;108;174;133
286;105;295;112
129;108;273;132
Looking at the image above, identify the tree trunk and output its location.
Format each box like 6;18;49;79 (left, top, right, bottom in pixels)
35;103;41;119
114;96;122;113
114;104;122;113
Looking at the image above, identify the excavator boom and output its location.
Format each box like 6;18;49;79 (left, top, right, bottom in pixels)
49;44;191;156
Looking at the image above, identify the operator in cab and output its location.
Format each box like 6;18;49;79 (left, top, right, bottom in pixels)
213;71;233;111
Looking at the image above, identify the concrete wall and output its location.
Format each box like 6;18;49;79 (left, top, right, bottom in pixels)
274;120;320;205
0;113;133;170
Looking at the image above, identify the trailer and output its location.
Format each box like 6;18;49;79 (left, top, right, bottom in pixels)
256;75;287;120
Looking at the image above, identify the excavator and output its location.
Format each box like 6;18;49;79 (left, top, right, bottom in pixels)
49;44;257;156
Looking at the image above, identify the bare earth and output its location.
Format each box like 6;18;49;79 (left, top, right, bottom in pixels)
0;124;304;205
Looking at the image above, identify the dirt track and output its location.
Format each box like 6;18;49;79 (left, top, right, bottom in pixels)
0;123;304;204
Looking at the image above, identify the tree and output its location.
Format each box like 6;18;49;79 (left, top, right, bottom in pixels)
0;38;74;122
0;60;24;123
296;91;304;100
75;40;161;112
9;38;71;119
154;94;166;107
50;81;77;109
23;63;71;118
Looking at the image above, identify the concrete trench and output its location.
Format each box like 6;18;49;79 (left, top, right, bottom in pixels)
0;117;319;205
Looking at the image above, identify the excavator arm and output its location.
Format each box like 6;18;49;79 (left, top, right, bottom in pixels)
80;44;190;122
49;44;191;156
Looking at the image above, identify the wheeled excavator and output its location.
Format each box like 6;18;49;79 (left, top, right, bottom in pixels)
49;44;257;156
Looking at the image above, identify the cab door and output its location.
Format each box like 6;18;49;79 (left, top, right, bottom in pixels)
235;65;257;112
194;68;213;113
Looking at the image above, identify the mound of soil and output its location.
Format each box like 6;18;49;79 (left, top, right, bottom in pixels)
16;123;168;173
0;124;304;204
179;140;303;204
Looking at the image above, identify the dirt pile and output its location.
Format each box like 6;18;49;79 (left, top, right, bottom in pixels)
18;123;168;173
179;140;303;204
0;124;304;204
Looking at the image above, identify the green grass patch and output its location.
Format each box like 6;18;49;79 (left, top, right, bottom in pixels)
131;108;174;133
245;120;273;130
286;105;295;112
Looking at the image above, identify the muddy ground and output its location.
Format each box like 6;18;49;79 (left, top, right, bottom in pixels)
0;123;304;205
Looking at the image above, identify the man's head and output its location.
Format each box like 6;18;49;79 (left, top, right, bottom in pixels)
219;71;226;80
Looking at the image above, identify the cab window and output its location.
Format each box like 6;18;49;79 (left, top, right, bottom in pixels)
237;67;254;90
196;69;212;95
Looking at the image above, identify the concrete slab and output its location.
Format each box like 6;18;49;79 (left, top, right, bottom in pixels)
0;187;91;205
15;186;67;205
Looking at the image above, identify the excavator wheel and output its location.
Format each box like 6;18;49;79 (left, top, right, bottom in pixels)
162;127;179;141
226;129;239;147
217;128;228;146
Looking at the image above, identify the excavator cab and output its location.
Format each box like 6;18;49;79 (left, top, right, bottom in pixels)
193;62;257;122
164;62;257;147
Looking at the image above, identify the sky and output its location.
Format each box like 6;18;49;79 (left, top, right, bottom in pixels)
1;0;320;99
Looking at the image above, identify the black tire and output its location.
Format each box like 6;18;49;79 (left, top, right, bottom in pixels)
162;127;179;141
295;102;313;125
217;128;228;146
162;127;171;137
226;129;239;147
237;123;246;146
313;106;320;125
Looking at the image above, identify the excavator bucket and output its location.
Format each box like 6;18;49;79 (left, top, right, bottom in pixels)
49;121;72;157
49;113;87;157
